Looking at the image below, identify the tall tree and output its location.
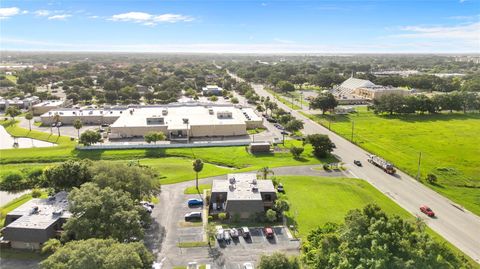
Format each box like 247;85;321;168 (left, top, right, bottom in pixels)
258;252;300;269
144;131;166;144
73;119;83;139
25;112;33;131
302;204;469;269
192;159;204;190
40;238;154;269
62;183;147;242
310;93;338;114
90;161;160;201
43;160;93;191
304;134;335;158
79;130;102;146
5;106;20;121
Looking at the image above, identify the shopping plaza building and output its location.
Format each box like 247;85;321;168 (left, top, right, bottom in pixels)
40;103;263;140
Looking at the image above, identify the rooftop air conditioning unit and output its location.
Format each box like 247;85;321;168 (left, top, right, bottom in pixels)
252;186;258;192
229;177;236;184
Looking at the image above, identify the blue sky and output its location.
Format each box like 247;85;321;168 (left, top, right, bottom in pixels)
0;0;479;53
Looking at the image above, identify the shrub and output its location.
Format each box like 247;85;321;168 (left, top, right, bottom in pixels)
266;209;277;222
218;212;227;221
31;188;42;198
426;173;438;184
290;146;304;159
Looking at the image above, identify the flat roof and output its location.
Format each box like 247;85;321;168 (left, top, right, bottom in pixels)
6;192;71;230
110;104;249;128
42;108;124;118
33;100;64;107
212;173;275;201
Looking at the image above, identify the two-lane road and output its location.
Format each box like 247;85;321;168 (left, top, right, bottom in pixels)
229;72;480;263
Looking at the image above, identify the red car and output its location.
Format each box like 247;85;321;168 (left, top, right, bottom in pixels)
264;227;274;239
420;205;435;217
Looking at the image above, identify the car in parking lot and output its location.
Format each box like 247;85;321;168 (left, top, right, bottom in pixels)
216;227;225;241
187;198;203;207
264;227;274;239
224;229;232;243
266;117;277;123
241;227;250;238
274;123;285;130
184;212;202;221
230;228;239;239
420;205;435;217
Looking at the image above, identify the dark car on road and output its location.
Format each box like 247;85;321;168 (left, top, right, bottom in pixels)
184;212;202;221
187;198;203;207
354;160;362;167
420;205;435;217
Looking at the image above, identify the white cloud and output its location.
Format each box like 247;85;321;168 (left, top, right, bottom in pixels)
48;14;71;20
88;15;99;19
273;38;295;44
110;11;193;26
34;9;51;16
0;7;20;19
395;22;480;44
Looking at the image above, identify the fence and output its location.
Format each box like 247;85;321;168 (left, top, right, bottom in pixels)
76;140;251;150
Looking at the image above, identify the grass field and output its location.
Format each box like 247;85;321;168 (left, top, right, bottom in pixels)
303;107;480;215
281;175;479;268
1;119;331;185
281;176;412;238
184;184;212;194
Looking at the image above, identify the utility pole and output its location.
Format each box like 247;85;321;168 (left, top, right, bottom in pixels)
416;152;422;180
351;120;354;142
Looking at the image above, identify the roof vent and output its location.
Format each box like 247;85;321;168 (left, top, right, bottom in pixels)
252;186;258;192
229;177;236;184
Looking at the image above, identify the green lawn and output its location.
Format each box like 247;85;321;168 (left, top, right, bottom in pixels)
303;107;480;215
1;120;330;185
281;176;412;238
184;184;212;194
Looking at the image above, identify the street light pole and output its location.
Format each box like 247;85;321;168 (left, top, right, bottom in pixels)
416;152;422;180
351;120;354;142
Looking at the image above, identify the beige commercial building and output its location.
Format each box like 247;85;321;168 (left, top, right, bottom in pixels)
40;103;263;140
354;86;410;99
40;108;124;125
109;104;262;140
32;100;67;115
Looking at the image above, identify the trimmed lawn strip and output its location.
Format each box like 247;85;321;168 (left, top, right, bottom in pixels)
302;107;480;215
184;184;212;194
177;241;209;248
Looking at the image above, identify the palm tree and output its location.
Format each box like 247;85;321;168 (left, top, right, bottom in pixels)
53;114;61;136
192;159;204;190
257;166;274;180
73;119;83;139
25;112;33;131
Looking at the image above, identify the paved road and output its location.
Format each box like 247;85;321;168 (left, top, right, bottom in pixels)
228;72;480;263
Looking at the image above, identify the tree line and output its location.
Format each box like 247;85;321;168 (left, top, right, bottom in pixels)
370;92;480;115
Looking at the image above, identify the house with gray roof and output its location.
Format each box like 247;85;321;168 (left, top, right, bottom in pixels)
210;173;277;219
2;192;70;250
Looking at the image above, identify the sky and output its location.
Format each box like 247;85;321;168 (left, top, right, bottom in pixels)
0;0;479;53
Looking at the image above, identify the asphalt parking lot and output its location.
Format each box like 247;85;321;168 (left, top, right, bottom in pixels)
213;226;300;267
